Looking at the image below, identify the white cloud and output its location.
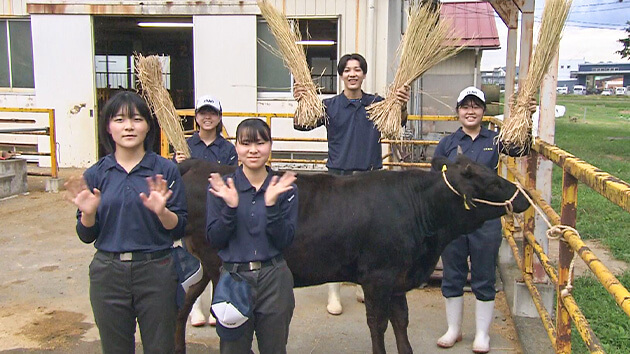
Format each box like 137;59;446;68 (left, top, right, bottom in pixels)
481;18;627;70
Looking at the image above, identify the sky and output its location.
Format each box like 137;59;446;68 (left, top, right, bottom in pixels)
480;0;629;70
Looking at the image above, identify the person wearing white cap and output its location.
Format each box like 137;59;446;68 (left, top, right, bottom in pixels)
433;86;533;353
174;95;237;327
174;95;237;167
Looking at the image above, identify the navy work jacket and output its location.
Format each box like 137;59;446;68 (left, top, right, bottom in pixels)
182;132;237;165
76;152;188;253
206;166;298;263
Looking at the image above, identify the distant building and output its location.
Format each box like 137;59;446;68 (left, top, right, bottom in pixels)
575;62;630;93
558;59;584;81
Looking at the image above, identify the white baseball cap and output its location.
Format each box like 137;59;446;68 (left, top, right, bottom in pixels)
195;95;222;114
211;301;249;329
457;86;486;105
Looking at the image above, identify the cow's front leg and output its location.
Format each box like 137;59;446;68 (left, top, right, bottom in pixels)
175;272;211;354
362;274;394;354
389;292;412;354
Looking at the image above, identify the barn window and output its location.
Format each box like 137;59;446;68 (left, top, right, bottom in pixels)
0;19;35;89
257;17;338;97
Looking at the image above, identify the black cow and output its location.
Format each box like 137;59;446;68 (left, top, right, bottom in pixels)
174;155;530;354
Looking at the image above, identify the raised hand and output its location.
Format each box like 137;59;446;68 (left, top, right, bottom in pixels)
293;83;307;101
395;84;411;105
265;171;297;206
174;151;188;163
64;175;101;216
209;173;239;208
140;174;173;216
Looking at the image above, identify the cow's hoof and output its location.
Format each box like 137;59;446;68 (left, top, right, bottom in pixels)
436;333;462;348
190;311;207;327
208;316;217;326
327;302;343;315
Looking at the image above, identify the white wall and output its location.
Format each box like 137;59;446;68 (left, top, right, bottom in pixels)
31;14;97;167
193;15;257;137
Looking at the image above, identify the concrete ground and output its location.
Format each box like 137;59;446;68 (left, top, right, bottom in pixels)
0;170;523;353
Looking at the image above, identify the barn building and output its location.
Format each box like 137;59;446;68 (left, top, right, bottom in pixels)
1;0;499;168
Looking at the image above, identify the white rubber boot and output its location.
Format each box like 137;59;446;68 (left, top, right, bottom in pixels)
190;295;207;327
207;282;216;326
327;283;343;315
472;299;495;353
355;285;365;303
437;296;464;348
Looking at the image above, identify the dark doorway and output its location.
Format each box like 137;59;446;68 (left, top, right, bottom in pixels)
93;16;194;158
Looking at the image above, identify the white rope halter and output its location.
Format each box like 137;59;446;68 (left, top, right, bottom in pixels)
441;165;520;213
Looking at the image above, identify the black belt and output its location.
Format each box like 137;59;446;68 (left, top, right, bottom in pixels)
223;255;284;272
98;248;172;262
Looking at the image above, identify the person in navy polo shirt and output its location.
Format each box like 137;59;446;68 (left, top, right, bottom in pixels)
292;53;411;315
174;95;237;327
434;87;533;353
174;95;237;166
65;91;187;354
207;118;298;354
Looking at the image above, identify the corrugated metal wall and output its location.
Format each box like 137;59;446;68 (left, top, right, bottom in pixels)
0;0;28;16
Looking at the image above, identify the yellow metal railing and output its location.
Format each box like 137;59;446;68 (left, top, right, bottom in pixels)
0;107;58;178
166;110;497;168
499;136;630;353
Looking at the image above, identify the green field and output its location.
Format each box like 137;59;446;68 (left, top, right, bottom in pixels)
544;94;630;353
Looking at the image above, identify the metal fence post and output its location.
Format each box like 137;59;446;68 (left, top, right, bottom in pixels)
557;170;577;353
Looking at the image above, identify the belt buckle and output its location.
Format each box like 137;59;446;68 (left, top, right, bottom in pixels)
119;252;133;261
248;261;262;271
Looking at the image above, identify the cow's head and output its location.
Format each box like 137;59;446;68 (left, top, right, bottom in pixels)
431;155;530;228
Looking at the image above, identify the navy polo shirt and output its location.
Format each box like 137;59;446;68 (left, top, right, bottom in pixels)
434;127;500;170
184;132;237;165
433;126;526;171
296;92;384;171
205;166;298;263
76;151;188;253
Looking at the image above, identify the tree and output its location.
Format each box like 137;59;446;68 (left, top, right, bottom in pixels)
618;21;630;60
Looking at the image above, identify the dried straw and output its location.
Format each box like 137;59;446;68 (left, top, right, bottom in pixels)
367;3;463;139
498;0;572;152
135;54;190;158
257;0;325;127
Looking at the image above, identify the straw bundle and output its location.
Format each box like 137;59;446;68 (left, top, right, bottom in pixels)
367;3;463;139
498;0;572;152
257;0;325;127
135;54;190;158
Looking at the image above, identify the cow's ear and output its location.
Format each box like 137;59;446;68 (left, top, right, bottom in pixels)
431;156;451;172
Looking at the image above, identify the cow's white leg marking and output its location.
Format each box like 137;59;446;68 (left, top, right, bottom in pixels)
437;296;464;348
327;283;343;315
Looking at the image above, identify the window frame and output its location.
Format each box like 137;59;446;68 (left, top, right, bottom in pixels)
256;15;340;100
0;18;35;92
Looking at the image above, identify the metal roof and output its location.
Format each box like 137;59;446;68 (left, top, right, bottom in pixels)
441;1;500;49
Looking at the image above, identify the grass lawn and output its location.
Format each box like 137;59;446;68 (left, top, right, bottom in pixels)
543;94;630;353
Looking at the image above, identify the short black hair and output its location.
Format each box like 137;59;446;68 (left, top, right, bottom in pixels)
337;53;368;76
235;118;272;144
98;91;157;154
456;95;486;111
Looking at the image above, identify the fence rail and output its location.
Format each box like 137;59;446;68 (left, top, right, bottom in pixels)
0;107;58;178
